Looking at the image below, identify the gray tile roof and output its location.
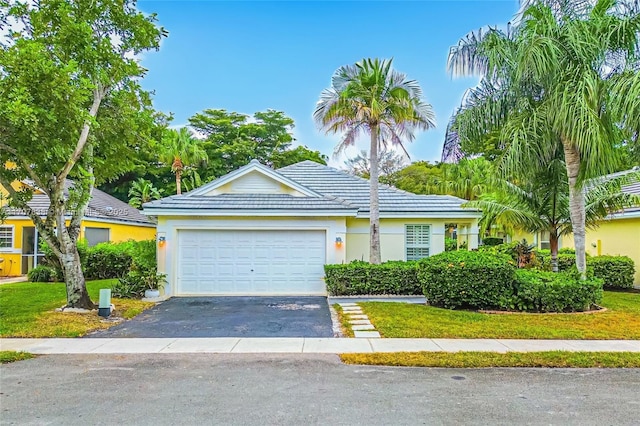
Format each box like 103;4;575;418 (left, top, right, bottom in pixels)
278;161;477;214
146;193;355;211
6;180;153;225
144;160;479;217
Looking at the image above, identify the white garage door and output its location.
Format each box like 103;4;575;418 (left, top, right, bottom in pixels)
177;229;326;295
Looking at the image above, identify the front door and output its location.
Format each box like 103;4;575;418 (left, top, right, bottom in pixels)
21;227;45;274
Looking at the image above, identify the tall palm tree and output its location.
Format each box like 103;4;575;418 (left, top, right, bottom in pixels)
447;0;640;277
314;58;435;263
128;178;162;209
159;128;208;195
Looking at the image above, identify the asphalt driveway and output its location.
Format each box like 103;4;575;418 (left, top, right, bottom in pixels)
88;296;334;338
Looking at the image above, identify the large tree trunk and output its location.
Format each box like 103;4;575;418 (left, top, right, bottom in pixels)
549;229;559;273
59;238;94;309
562;139;587;278
369;125;381;264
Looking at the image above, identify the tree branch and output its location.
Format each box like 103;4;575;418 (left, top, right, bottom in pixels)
58;86;105;182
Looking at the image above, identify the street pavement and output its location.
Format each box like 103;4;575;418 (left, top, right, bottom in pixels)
1;353;639;425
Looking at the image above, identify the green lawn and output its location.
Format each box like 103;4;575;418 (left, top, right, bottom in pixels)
341;351;640;368
357;291;640;339
0;280;153;337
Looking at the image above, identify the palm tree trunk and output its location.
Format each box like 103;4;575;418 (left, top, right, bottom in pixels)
562;139;587;278
550;229;559;273
369;125;381;264
176;170;182;195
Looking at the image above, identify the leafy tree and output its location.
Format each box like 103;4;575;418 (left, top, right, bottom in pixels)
189;109;326;179
447;0;640;277
315;58;435;263
345;149;407;179
0;0;165;308
159;127;208;195
385;161;444;194
128;178;162;209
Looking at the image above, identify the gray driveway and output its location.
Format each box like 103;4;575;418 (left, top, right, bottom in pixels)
89;296;334;338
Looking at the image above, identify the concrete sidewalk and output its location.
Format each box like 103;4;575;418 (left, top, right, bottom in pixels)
2;338;639;354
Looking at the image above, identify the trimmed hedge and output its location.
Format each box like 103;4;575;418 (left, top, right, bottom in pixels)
589;256;635;289
85;243;133;280
536;251;577;272
482;237;504;246
324;261;420;296
512;269;603;312
417;251;517;310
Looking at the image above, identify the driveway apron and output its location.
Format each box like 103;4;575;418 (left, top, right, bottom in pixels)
88;296;334;338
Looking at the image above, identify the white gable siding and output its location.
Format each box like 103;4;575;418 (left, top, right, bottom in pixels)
204;171;306;196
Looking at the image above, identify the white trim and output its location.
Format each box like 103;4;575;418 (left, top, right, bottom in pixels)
0;224;15;252
189;161;321;198
143;208;356;217
607;210;640;220
362;212;483;219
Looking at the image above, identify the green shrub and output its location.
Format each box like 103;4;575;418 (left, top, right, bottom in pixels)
512;269;603;312
324;261;420;296
111;274;147;299
27;265;55;282
445;237;458;252
417;251;517;310
482;237;504;246
589;256;635;289
536;252;576;272
85;243;133;280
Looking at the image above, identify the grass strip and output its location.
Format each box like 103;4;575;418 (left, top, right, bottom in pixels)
332;304;355;338
0;280;154;337
0;351;35;364
360;291;640;339
340;351;640;368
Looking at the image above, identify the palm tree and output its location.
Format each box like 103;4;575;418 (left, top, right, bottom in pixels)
159;128;208;195
439;158;495;201
447;0;640;277
314;58;435;263
469;154;639;271
128;178;162;209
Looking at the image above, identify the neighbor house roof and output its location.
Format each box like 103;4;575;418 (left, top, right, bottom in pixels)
143;160;480;218
599;166;640;217
5;180;153;225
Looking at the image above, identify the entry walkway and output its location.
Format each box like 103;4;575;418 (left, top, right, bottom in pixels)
2;338;639;354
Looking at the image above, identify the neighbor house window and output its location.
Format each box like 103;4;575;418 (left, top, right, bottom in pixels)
85;227;110;247
0;226;13;249
405;225;430;261
539;231;550;250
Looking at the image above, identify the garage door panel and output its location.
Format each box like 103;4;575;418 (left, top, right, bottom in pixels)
177;229;326;295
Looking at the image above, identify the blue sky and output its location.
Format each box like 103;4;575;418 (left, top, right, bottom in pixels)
138;0;519;165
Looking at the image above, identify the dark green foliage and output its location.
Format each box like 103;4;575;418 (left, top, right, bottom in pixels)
536;251;577;272
482;237;504;246
27;266;55;283
84;243;133;280
111;274;146;299
589;256;635;289
445;237;458;251
417;251;517;310
512;270;603;312
324;261;420;296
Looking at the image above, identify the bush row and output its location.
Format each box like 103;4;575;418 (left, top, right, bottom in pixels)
324;249;626;312
32;240;162;299
324;261;420;296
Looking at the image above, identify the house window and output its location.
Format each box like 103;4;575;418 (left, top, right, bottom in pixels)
85;227;110;247
0;226;13;249
405;225;430;261
539;231;550;250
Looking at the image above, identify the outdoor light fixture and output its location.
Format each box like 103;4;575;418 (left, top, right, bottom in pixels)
335;237;343;247
158;235;166;247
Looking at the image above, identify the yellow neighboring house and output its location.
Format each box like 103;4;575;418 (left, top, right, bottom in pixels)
508;168;640;285
0;180;156;277
562;168;640;285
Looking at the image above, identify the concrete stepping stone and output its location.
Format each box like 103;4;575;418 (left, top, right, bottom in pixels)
347;314;368;320
341;306;362;311
338;303;358;307
352;324;376;331
354;331;381;338
349;320;372;326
